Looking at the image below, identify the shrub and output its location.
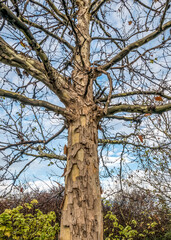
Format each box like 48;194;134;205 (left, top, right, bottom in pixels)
0;199;59;240
0;186;64;225
104;209;159;240
103;190;171;240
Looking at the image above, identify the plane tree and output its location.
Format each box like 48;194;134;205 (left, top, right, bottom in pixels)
0;0;171;239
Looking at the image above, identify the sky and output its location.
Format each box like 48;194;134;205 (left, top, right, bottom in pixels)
0;0;170;198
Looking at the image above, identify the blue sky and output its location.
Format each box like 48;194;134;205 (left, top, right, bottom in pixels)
0;0;171;196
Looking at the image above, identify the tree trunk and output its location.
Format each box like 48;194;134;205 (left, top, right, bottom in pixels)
60;106;103;240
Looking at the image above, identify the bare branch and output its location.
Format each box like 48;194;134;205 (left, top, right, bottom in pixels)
104;115;141;122
45;0;68;22
98;90;171;102
0;126;66;151
0;88;70;117
61;0;78;40
21;17;73;51
0;36;76;104
45;126;66;144
90;0;107;15
91;37;126;42
99;20;171;71
135;0;159;12
24;152;67;161
30;0;67;25
0;36;53;90
0;2;70;95
0;140;43;151
107;103;171;115
0;3;49;65
159;0;170;30
98;69;113;114
98;139;169;150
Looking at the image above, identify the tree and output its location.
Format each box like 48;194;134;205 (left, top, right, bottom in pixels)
0;0;171;239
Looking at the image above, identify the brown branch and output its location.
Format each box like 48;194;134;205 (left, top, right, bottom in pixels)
98;139;169;150
159;0;170;30
0;126;66;151
0;3;49;66
45;126;66;144
45;0;68;22
0;36;76;105
90;0;107;15
0;88;70;117
89;0;99;12
30;0;67;25
91;37;126;42
135;0;159;12
107;103;171;115
24;152;67;161
109;41;170;70
0;2;69;94
0;36;56;90
98;70;113;114
61;0;78;41
21;17;73;51
93;17;111;37
99;20;171;71
104;115;140;122
0;140;43;151
98;90;171;102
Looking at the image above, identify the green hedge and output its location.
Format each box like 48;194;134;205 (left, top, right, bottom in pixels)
0;199;170;239
0;199;59;240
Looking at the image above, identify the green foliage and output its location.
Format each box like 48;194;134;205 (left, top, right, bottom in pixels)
0;199;59;240
163;228;171;240
104;210;159;240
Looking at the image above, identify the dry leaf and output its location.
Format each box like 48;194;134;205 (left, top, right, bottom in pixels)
144;113;151;116
20;41;26;48
98;124;103;131
154;96;163;101
64;144;68;155
128;21;132;25
138;135;143;143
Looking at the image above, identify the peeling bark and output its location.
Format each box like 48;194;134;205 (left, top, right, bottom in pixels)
0;1;170;239
60;106;103;240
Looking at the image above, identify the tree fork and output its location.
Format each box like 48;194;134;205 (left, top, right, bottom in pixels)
60;106;103;240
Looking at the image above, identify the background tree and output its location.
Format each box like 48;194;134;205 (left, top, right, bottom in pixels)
0;0;170;239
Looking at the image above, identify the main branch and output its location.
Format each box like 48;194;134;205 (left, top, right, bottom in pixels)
0;2;71;101
21;17;73;51
0;88;70;117
0;36;76;105
98;90;171;102
99;21;171;71
107;103;171;115
98;139;169;150
0;36;55;91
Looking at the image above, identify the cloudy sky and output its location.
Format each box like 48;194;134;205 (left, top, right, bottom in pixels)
0;0;170;196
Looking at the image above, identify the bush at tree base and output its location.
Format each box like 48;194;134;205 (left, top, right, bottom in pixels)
0;189;170;239
0;199;59;240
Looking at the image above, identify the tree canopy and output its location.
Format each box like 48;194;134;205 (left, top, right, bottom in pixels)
0;1;171;238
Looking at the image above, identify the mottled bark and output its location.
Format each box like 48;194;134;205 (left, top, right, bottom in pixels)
59;2;103;237
0;0;170;238
60;105;103;240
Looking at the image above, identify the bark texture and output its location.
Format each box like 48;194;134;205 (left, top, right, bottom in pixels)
60;105;103;240
1;1;170;239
